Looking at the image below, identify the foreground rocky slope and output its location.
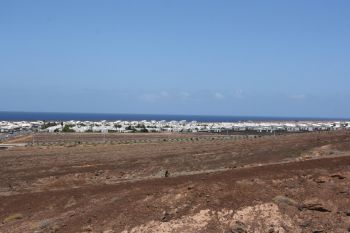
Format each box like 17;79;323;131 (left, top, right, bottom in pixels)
0;131;350;232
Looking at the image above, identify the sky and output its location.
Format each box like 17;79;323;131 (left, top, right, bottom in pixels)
1;1;350;118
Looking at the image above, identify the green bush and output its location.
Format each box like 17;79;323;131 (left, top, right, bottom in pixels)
62;125;75;133
139;128;148;133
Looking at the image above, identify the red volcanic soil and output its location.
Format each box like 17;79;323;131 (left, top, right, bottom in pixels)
1;131;350;232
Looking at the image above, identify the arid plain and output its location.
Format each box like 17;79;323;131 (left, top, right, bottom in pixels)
1;131;350;232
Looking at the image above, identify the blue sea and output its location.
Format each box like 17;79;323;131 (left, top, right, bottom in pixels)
0;111;348;122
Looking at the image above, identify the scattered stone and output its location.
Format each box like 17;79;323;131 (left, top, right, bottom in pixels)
231;221;247;233
300;221;310;228
118;171;125;178
64;197;77;209
330;174;346;179
161;212;171;222
68;211;76;217
165;170;169;178
300;203;331;212
313;177;327;183
156;170;170;178
273;195;299;208
49;224;60;233
83;225;93;232
38;219;51;230
103;230;115;233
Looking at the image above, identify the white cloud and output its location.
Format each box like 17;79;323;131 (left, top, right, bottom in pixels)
179;92;190;99
160;91;169;97
232;89;244;98
214;92;225;99
139;93;159;103
290;94;306;100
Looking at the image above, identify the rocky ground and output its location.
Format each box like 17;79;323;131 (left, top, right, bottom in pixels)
0;131;350;232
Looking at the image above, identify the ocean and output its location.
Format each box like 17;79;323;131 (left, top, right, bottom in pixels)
0;111;348;122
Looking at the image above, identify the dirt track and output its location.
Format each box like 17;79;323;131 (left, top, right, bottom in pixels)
1;131;350;232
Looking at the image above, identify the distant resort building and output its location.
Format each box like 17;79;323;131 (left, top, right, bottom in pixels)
0;120;349;135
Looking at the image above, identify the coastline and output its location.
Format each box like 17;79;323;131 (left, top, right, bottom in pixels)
1;111;349;122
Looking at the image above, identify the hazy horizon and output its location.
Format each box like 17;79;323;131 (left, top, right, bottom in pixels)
1;110;350;122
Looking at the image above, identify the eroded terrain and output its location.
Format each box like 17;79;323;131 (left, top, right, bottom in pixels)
1;131;350;232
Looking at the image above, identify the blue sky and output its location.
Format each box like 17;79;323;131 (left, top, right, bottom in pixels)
1;1;350;117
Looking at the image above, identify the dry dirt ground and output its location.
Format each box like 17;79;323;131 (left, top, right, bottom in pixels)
1;131;350;233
